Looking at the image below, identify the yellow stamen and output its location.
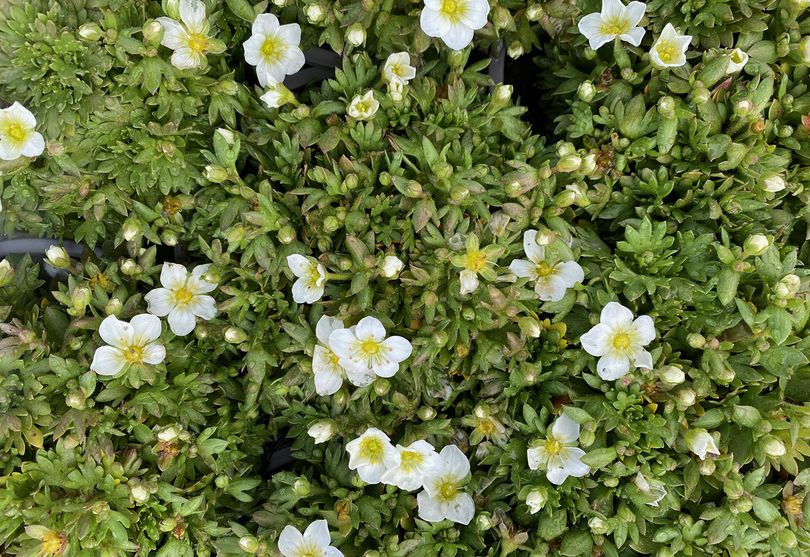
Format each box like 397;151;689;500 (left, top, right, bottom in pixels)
436;476;459;502
122;345;144;364
544;437;563;456
655;41;677;63
261;36;286;62
465;251;487;272
41;531;65;555
399;450;424;472
535;261;554;277
3;121;27;143
360;339;381;356
186;33;208;54
612;332;631;350
600;17;630;36
440;0;465;22
358;436;384;463
174;287;194;305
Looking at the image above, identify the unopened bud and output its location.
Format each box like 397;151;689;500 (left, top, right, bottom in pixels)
122;218;140;241
525;488;548;514
676;387;696;409
763;436;786;457
307;420;336;444
0;259;14;286
492;84;513;105
45;246;70;269
659;365;685;389
224;327;248;344
578;81;596;102
743;234;770;256
507;41;524;59
380;255;404;278
346;23;365;46
774;274;801;298
142;20;163;44
238;536;259;554
205;165;229;183
130;483;150;503
79;23;103;41
305;3;325;23
761;175;786;192
526;4;544;20
588;516;610;535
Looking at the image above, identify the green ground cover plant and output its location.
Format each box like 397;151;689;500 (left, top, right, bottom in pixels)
0;0;809;556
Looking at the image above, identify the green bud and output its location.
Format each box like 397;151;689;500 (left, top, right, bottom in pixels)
204;165;229;184
557;155;582;173
774;274;801;298
0;259;14;287
224;327;248;344
79;23;103;41
417;406;437;420
238;536;259;554
277;225;296;244
687;333;706;348
743;233;770;256
45;246;71;269
578;81;595;102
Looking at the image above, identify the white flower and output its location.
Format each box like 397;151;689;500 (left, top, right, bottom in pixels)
287;254;327;304
727;48;748;73
277;520;343;557
509;230;584;302
90;314;166;376
381;440;440;491
579;302;655;380
388;78;405;102
144;263;217;336
261;83;295;108
307;420;336;444
347;90;379;120
685;428;720;460
649;23;691;68
577;0;646;50
0;102;45;160
420;0;490;51
157;0;214;69
382;52;416;85
329;316;412;378
527;413;590;485
380;255;404;278
417;445;475;524
634;473;667;507
312;315;351;395
345;427;398;484
243;14;306;86
525;488;547;514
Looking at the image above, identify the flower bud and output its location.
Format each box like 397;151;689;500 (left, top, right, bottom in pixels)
507;41;524;59
293;477;311;496
277;225;296;245
158;426;181;442
699;457;716;475
162;0;180;19
45;246;70;269
801;36;810;64
686;333;706;349
388;79;405;102
204;165;229;183
0;259;14;287
685;429;720;460
79;23;103;41
525;488;548;514
676;387;696;409
120;259;140;275
492;84;513;105
307;421;336;444
727;48;748;73
224;327;248;344
475;512;493;531
588;516;610;535
122;218;140;241
65;390;86;409
743;233;770;256
272;0;289;5
526;4;544;20
346;23;365;46
142;20;163;45
238;536;259;554
215;128;235;145
578;81;596;102
763;436;786;457
417;406;437;421
374;379;390;396
518;316;542;338
130;483;150;503
305;3;325;23
761;175;786;192
72;287;91;309
557;155;582;173
657;96;676;118
774;274;801;298
659;365;685;389
380;255;404;278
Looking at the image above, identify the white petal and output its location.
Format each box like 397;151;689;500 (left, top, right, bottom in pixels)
141;343;166;365
90;346;126;376
20;133;44;157
460;0;490;29
145;288;175;316
277;525;303;557
189;295;217;320
252;13;280;36
130;313;163;343
382;336;412;363
355;316;386;341
4;102;36;128
160;262;189;290
600;302;634;327
171;47;204;69
527;446;545;470
546;466;571;485
373;358;400;378
158;17;187;49
444;493;475;524
579;323;610;356
441;445;470;478
324;548;344;557
345;367;376;387
303;520;331;548
316;315;344;345
551;413;580;444
633;349;653;369
632;315;656;345
286;254;311;277
417;491;445;522
327;328;356;360
459;269;479;294
0;141;21;161
419;8;450;38
179;0;206;31
167;307;197;336
243;34;265;65
624;1;647;26
523;230;544;262
597;353;631;380
98;315;132;348
277;23;302;48
283;47;306;75
357;462;387;484
535;276;568;302
441;22;475;50
620;27;645;47
509;259;536;279
561;447;590;477
292;278;324;304
555;261;585;286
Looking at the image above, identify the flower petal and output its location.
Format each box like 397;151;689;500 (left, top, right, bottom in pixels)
509;259;536;279
546;466;571;485
579;323;610;356
633;349;654;369
157;17;187;49
444;493;475;525
632;315;656;345
303;519;331;547
130;313;163;343
535;276;568;302
459;269;479;294
286;254;311;277
419;8;450;38
0;141;21;161
561;447;590;477
141;343;166;365
597;353;631;380
179;0;206;31
291;278;323;304
189;295;217;320
170;47;204;69
90;346;126;376
277;525;303;557
551;413;580;444
527;446;545;470
620;26;645;46
160;262;189;290
145;288;175;316
555;260;585;286
441;444;470;478
624;1;647;26
441;22;475;50
355;316;386;341
345;367;376;387
417;491;445;522
252;13;280;36
383;336;412;363
167;307;197;336
316;315;344;345
20;132;44;157
600;302;634;327
99;315;132;348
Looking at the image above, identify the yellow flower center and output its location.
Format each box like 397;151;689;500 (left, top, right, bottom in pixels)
600;16;630;36
655;40;678;63
440;0;465;21
3;121;27;143
186;32;208;54
261;35;286;62
295;543;323;557
122;344;144;364
174;287;194;305
399;449;424;472
354;99;371;113
544;437;563;456
306;264;323;287
436;475;459;502
612;332;632;350
328;351;341;368
535;261;554;277
358;436;384;463
360;339;382;356
41;531;65;555
477;417;496;436
465;251;487;272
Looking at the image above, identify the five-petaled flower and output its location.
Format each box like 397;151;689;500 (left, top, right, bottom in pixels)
145;263;217;336
243;13;306;86
347;90;379;120
329;316;412;379
527;413;590;485
451;234;503;295
420;0;490;51
0;102;45;161
346;427;398;484
650;23;691;68
157;0;217;69
381;440;440;491
417;445;475;524
287;254;328;304
577;0;647;50
90;314;166;376
383;52;417;85
277;520;344;557
579;302;656;380
509;230;585;302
